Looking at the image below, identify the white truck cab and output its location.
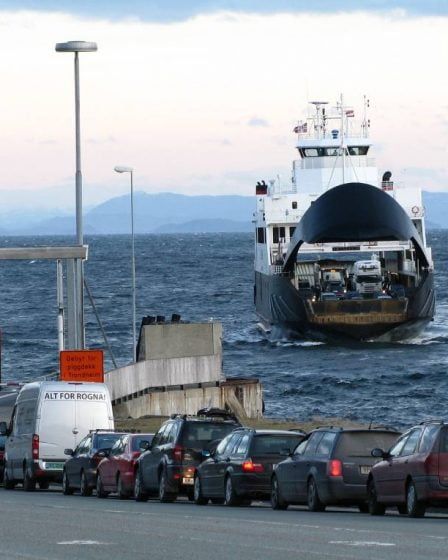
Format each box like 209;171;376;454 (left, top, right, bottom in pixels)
353;260;382;295
4;381;114;490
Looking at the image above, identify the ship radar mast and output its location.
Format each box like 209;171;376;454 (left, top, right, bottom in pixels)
309;101;328;138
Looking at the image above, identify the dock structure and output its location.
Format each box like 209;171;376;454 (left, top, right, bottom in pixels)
106;320;263;420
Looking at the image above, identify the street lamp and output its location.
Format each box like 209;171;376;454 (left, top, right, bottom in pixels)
55;40;97;349
114;166;137;363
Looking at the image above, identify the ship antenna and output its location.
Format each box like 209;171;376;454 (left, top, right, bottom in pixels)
339;93;346;183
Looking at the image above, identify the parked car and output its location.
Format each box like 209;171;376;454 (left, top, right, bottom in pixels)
62;430;126;496
134;408;241;503
96;433;154;499
367;420;448;517
0;433;6;483
271;427;401;512
194;428;305;506
3;381;114;491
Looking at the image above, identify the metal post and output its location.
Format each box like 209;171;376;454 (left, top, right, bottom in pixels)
57;259;64;352
130;171;136;363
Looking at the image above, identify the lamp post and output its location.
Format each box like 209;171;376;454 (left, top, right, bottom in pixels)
114;166;137;363
55;40;97;349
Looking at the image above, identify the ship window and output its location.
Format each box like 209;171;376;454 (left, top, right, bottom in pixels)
279;227;285;239
257;227;265;244
325;147;342;156
348;146;369;156
292;201;297;209
289;227;296;238
273;227;279;244
303;148;324;157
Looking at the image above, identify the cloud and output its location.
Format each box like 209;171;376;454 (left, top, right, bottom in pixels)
2;1;447;22
247;117;269;127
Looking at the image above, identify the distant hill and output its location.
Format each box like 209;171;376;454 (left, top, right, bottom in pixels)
1;190;447;235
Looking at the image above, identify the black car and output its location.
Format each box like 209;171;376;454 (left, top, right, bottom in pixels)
134;408;241;503
194;428;305;506
271;427;401;512
62;430;126;496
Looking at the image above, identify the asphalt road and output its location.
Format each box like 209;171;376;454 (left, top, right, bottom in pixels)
0;487;447;560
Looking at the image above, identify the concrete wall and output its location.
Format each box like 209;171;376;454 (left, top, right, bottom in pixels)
112;379;263;420
138;322;222;361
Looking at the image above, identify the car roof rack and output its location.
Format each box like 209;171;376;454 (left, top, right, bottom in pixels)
89;428;118;433
196;407;239;422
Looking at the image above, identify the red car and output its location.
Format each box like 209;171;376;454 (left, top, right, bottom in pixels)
367;421;448;517
96;433;154;499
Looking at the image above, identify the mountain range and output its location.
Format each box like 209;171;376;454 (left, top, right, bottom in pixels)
0;191;447;235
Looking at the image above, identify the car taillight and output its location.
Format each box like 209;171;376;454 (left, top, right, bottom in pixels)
32;434;39;460
174;445;183;462
242;459;264;473
327;459;342;477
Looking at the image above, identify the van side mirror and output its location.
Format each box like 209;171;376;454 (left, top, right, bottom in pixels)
0;421;7;436
139;440;150;451
64;448;74;456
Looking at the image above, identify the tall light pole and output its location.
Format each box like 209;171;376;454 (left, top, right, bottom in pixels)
55;40;97;349
114;166;137;363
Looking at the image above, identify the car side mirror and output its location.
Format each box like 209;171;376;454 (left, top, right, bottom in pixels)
64;448;74;456
280;447;291;456
371;448;386;459
0;421;7;436
139;440;150;451
201;449;212;459
96;448;110;458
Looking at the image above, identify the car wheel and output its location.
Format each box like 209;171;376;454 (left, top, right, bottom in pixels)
3;467;16;490
224;475;241;507
271;475;289;510
193;475;208;505
367;480;385;516
96;473;109;499
117;474;128;500
406;481;426;518
358;502;369;514
23;466;36;492
307;478;325;512
38;480;50;490
80;471;93;497
62;470;74;495
159;470;176;503
134;469;148;502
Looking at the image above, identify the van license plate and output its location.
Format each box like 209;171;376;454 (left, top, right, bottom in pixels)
45;462;64;470
360;466;371;475
182;477;194;485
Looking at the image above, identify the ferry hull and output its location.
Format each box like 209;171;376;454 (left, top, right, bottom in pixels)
255;269;435;343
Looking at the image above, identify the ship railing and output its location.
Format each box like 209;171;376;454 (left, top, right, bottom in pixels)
270;265;290;276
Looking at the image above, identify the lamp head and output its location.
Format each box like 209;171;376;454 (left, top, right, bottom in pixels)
55;41;98;53
114;166;134;173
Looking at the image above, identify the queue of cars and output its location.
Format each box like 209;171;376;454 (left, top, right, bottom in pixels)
2;401;448;519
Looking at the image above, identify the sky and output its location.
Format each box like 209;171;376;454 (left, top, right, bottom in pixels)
0;1;447;213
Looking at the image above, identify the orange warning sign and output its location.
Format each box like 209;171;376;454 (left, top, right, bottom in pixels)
60;350;104;382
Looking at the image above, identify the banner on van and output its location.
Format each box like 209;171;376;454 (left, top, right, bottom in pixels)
60;350;104;383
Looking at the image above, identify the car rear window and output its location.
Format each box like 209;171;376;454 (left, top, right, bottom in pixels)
131;435;154;451
96;434;122;450
181;422;237;448
335;431;400;457
250;434;304;455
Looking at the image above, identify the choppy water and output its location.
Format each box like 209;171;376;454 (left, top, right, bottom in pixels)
0;231;447;429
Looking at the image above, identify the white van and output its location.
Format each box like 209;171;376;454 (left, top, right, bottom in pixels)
4;381;114;490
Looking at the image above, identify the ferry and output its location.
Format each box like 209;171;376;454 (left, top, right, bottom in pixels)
254;96;435;341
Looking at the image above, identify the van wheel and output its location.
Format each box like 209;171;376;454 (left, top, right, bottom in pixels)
96;473;109;498
38;480;50;490
80;471;92;497
307;478;325;512
134;469;148;502
159;470;176;503
367;480;385;516
3;467;16;490
62;470;74;495
23;467;36;492
117;474;128;500
406;481;426;518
